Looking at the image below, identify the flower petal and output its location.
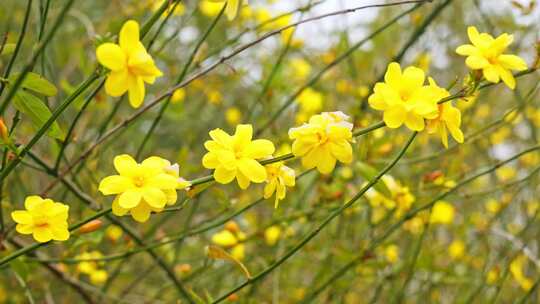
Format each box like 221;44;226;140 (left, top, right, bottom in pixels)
24;196;43;210
119;190;142;209
214;167;236;184
237;158;267;183
11;211;32;224
96;43;126;71
142;188;167;208
33;227;53;243
99;175;133;195
105;69;129;97
128;75;145;108
119;20;140;52
244;139;275;159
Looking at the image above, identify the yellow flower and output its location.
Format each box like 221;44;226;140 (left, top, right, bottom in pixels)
206;0;246;20
264;162;295;208
456;26;527;89
430;201;455;224
264;226;282;246
289;111;354;174
449;239;466;260
211;225;247;260
11;196;70;243
297;88;323;115
365;175;415;217
425;78;464;148
202;124;275;189
225;107;242;125
96;20;163;108
510;255;533;291
171;88;186;104
76;251;108;284
290;58;311;81
384;244;399;264
98;154;184;222
368;62;439;131
199;1;224;17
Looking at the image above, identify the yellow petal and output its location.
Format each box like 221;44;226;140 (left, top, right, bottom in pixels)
24;196;43;210
202;152;220;169
384;62;402;88
119;20;140;52
404;112;425;131
99;175;133;195
130;202;152;222
142;188;167;208
33;227;53;243
119;190;142;209
11;211;32;224
16;224;33;234
237;158;266;183
209;128;233;146
243;139;275;159
128;76;145;108
145;174;177;189
96;43;126;71
467;26;481;47
112;197;129;216
214;167;236;184
383;107;406;129
465;55;489;69
114;154;138;176
455;44;476;56
316;147;336;174
51;227;70;241
402;66;425;89
105;69;129;97
483;66;500;83
496;65;516;90
329;141;353;164
233;124;253;148
498;54;527;71
236;171;251;189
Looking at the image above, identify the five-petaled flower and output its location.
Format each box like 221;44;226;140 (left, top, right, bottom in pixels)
456;26;527;89
289;111;354;174
264;161;295;208
368;62;439;131
96;20;163;108
98;154;186;222
202;124;275;189
11;196;70;243
425;78;465;148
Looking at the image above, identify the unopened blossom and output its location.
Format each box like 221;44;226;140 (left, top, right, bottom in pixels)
425;78;465;148
96;20;163;108
456;26;527;89
11;196;70;243
264;161;295;208
98;154;187;222
368;62;439;131
289;111;354;174
202;124;275;189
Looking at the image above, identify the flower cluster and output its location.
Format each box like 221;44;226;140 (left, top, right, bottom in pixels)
11;196;70;243
211;221;246;260
98;154;189;222
76;251;108;284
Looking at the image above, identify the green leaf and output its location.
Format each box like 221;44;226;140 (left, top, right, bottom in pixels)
9;72;58;97
0;43;16;56
356;161;392;198
13;91;64;140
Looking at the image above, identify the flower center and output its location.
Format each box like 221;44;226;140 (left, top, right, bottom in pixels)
317;132;329;144
134;176;145;187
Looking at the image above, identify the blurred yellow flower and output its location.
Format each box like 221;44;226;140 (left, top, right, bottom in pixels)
76;251;108;284
225;107;242;125
456;26;527;89
297;88;323;115
368;62;439;131
105;225;123;242
202;124;275;189
290;58;311;81
264;226;282;246
11;196;70;243
98;155;185;222
264;161;295;208
96;20;163;108
365;175;415;218
425;78;464;148
171;88;186;104
449;239;465;260
289;111;353;174
384;244;399;264
510;255;533;291
212;223;247;260
430;201;455;224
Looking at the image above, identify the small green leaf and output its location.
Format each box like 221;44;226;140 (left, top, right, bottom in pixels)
356;161;392;198
0;43;16;56
13;91;64;140
9;72;58;97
